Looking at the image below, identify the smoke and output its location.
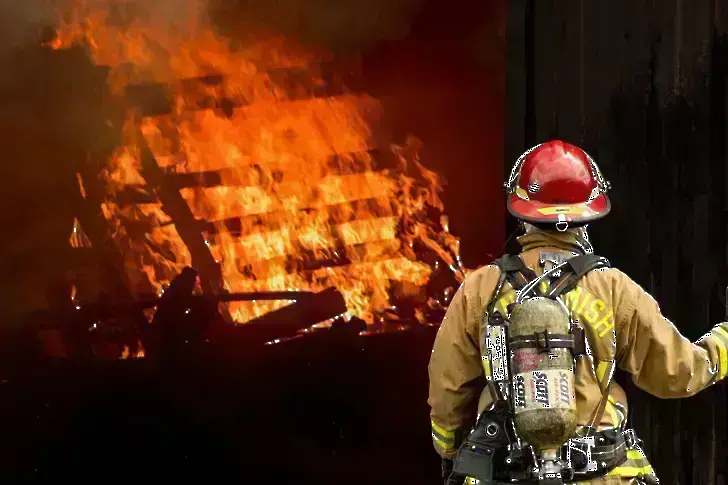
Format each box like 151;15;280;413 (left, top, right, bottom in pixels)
0;1;56;52
210;0;425;56
0;0;424;58
0;0;208;52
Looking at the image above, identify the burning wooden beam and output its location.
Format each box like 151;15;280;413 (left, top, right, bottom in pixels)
140;94;386;162
199;197;397;236
175;171;397;222
204;216;397;262
307;257;431;285
209;236;402;273
111;148;401;206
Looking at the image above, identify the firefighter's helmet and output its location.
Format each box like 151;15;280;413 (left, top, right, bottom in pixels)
505;140;611;231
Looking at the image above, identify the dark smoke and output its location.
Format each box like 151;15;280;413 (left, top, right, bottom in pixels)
0;0;424;59
210;0;425;56
0;1;58;56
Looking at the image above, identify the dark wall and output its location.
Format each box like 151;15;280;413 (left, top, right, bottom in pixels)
507;1;728;483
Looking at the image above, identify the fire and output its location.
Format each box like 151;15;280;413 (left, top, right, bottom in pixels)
52;1;467;325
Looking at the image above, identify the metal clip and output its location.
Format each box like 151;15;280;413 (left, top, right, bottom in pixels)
534;330;551;353
556;213;569;232
623;429;642;449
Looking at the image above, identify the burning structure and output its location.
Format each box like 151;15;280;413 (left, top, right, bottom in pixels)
17;0;468;358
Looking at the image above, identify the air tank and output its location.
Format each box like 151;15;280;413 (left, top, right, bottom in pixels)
509;297;577;457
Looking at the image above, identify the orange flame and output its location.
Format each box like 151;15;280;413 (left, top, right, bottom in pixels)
54;1;467;325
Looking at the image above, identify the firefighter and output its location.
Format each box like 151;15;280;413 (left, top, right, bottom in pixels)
429;140;728;485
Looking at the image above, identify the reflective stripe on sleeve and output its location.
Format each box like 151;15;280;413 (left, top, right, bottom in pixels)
606;464;655;477
431;421;458;452
431;421;455;439
606;447;655;479
712;326;728;380
626;449;646;461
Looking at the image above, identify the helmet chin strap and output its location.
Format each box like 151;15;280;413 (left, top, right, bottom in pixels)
556;213;569;232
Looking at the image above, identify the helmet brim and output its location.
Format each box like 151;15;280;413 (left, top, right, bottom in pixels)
507;192;611;225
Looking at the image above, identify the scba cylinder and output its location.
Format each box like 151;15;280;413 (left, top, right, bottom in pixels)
509;297;577;454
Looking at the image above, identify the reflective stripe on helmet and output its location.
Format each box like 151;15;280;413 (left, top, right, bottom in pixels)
537;205;588;215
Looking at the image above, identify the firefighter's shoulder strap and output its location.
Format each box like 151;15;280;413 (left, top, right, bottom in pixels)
545;254;610;299
493;254;538;291
486;254;537;318
489;253;609;313
548;253;614;433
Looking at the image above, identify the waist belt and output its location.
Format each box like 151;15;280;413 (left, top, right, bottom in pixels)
451;409;649;485
564;428;640;480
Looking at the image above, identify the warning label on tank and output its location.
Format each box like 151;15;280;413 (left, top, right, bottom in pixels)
512;369;575;414
511;348;544;373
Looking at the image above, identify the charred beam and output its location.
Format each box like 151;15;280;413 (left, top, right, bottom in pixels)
136;129;232;321
26;290;320;330
160;170;225;188
230;287;347;344
112;187;156;205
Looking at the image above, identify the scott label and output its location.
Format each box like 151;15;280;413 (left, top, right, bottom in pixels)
557;371;571;406
512;369;575;414
533;371;550;406
513;375;527;410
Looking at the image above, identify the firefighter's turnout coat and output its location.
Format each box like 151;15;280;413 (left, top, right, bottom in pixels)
429;230;728;484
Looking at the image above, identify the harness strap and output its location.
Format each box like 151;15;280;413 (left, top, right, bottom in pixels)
486;270;509;318
494;255;539;292
547;255;613;434
509;332;575;352
546;254;610;298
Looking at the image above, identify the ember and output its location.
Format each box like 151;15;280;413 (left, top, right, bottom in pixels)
50;1;467;327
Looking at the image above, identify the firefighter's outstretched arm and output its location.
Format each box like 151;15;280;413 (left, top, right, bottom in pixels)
428;282;484;460
613;270;728;398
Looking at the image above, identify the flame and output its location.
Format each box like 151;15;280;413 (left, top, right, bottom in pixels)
55;1;467;325
69;217;92;248
119;341;145;360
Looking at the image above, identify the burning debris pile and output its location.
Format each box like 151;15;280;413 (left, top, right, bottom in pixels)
49;1;467;332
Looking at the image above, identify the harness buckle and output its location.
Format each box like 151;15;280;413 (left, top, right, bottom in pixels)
623;429;642;449
534;330;551;353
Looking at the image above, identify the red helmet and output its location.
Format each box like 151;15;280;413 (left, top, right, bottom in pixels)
505;140;611;231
